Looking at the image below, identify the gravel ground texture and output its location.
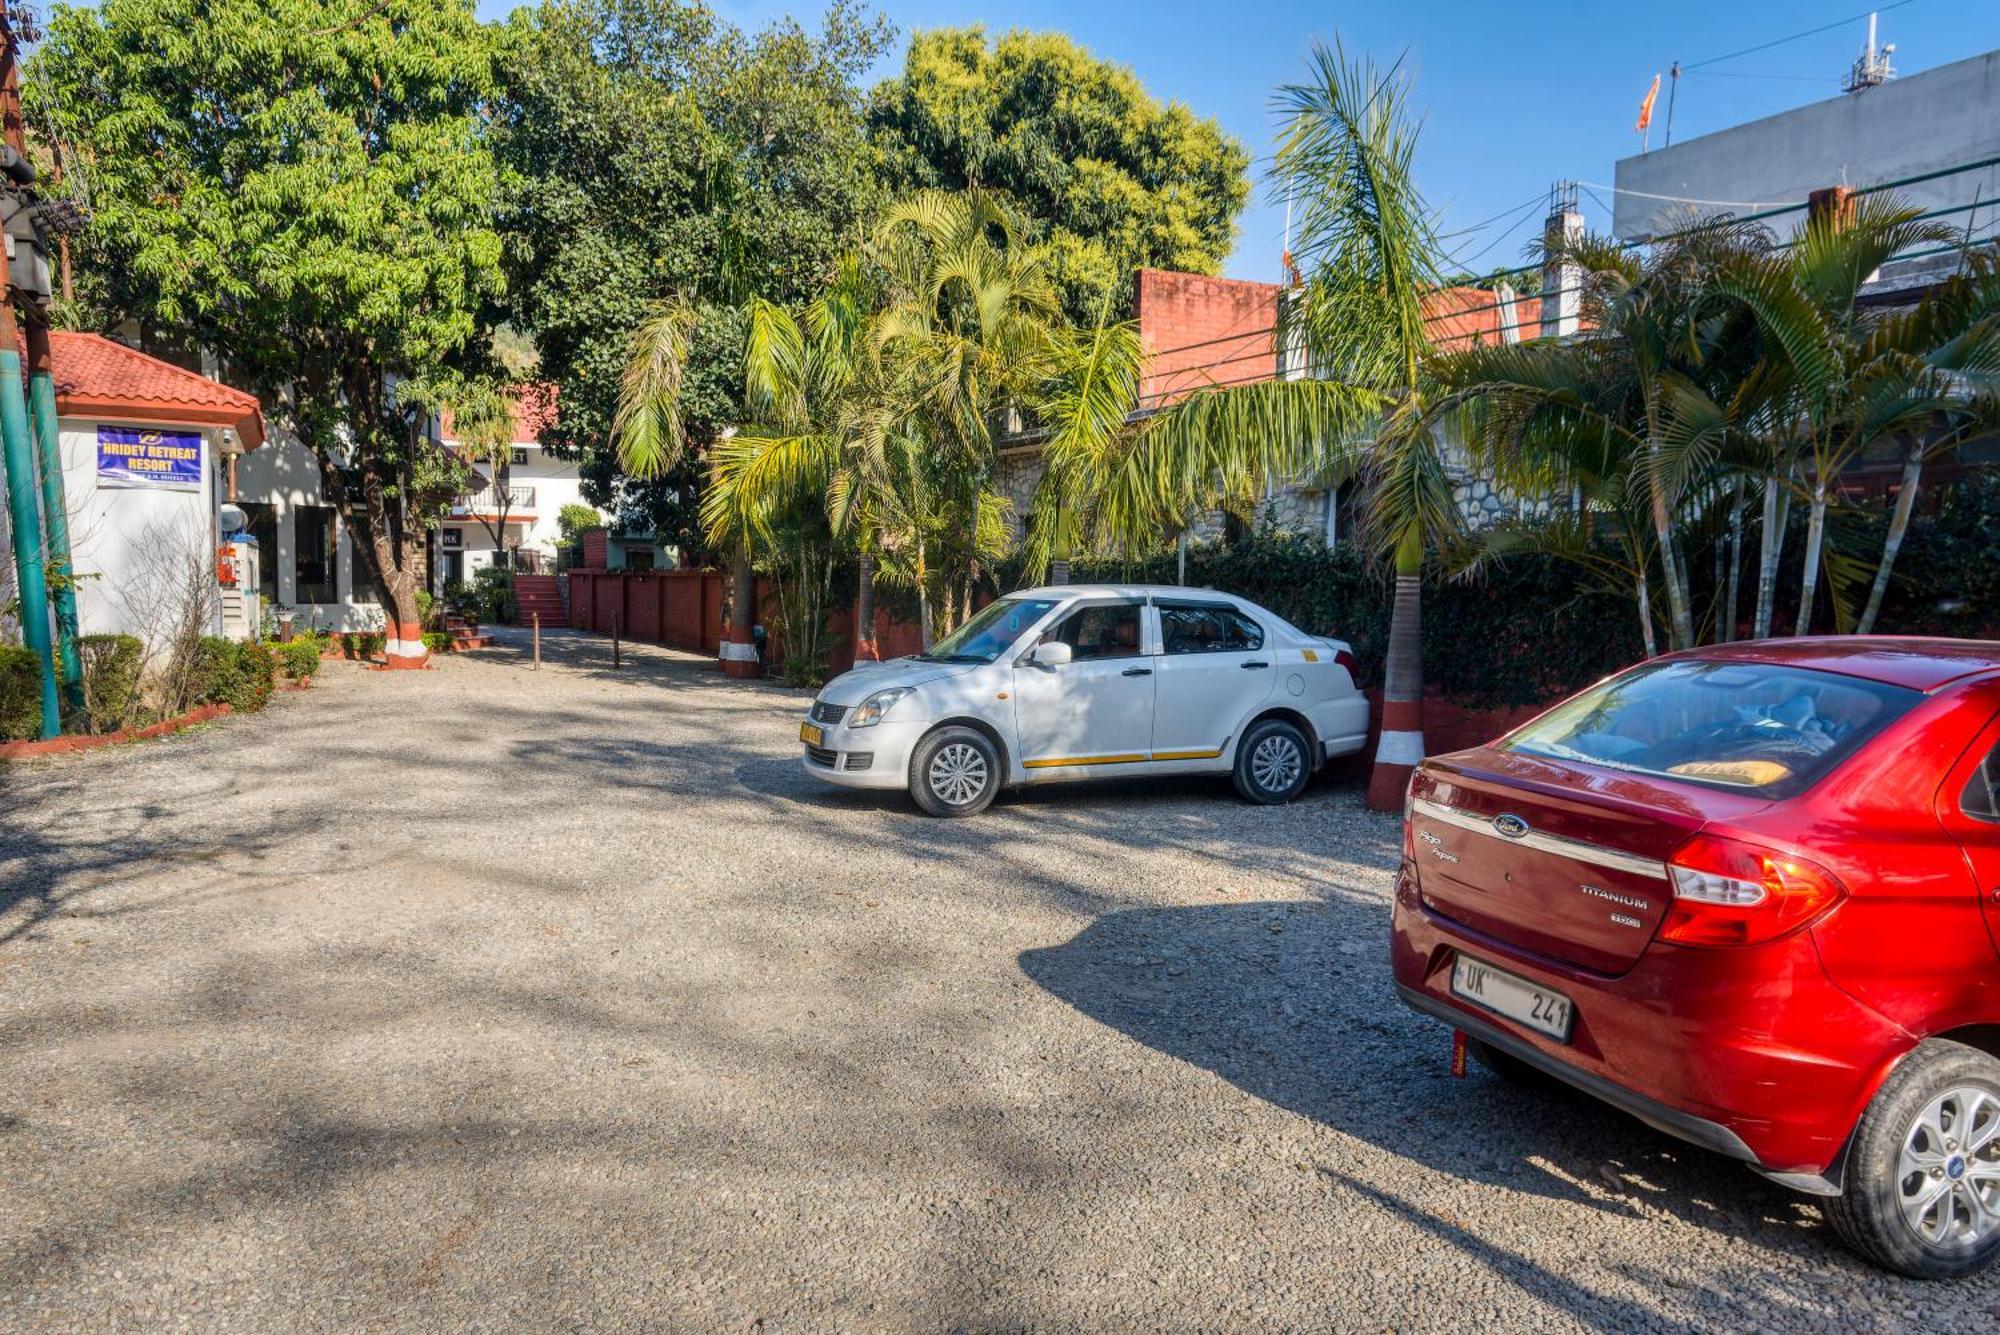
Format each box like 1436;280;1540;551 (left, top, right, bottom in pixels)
3;626;1998;1333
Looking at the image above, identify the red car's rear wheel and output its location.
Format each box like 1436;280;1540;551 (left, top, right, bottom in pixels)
1829;1040;2000;1279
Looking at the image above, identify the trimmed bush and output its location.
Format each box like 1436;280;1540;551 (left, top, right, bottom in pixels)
78;633;144;733
421;630;451;652
469;565;515;624
0;644;41;739
277;634;324;683
195;636;278;713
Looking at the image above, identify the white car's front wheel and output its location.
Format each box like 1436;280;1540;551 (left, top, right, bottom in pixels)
908;725;1001;817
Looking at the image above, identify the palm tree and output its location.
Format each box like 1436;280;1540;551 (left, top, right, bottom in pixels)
614;296;771;663
1429;224;1762;652
1853;252;2000;631
1109;40;1444;810
619;192;1070;656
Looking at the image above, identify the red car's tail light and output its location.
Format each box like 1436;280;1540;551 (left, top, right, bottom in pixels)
1660;833;1847;947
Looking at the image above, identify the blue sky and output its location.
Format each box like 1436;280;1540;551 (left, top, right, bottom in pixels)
479;0;1998;282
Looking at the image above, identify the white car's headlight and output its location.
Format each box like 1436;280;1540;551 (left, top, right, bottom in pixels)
848;686;913;728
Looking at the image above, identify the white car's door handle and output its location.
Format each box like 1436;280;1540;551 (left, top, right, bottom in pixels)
1121;666;1153;677
1241;660;1270;670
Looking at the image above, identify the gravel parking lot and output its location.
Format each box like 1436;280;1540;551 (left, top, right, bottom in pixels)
3;627;1996;1331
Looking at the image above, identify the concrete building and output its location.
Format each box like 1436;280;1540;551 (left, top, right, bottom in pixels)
0;332;269;647
1612;49;2000;243
434;385;594;587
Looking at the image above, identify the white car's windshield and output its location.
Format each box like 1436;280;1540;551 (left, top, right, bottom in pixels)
917;598;1059;664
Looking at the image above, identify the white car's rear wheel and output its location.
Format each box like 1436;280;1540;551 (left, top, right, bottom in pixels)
1232;718;1312;805
909;725;1001;817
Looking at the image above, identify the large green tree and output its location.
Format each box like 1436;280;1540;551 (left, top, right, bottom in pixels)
493;0;889;561
867;26;1250;324
28;0;506;642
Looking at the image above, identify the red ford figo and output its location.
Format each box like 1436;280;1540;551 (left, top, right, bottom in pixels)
1391;638;2000;1279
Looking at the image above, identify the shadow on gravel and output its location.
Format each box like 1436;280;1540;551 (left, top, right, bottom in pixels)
1020;895;1875;1325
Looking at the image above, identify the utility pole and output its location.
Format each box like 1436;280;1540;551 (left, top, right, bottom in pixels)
0;0;57;736
1664;62;1680;148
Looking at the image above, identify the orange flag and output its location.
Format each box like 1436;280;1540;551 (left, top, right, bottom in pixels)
1636;73;1662;132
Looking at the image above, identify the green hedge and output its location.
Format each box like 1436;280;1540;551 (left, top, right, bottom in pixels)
277;634;325;683
0;644;40;739
78;633;144;733
999;535;1644;708
195;637;277;713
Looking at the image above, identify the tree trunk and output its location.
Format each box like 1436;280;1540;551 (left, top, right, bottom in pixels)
1049;557;1070;586
1646;439;1694;650
1635;568;1658;659
1856;450;1923;635
1367;530;1424;812
1722;480;1745;643
915;536;934;649
853;551;878;661
1753;477;1788;639
317;447;429;665
721;550;759;677
1176;530;1188;586
1794;484;1828;637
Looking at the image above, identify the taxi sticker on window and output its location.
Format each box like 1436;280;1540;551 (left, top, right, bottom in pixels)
1667;759;1793;787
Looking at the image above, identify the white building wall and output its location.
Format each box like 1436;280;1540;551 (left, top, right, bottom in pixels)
232;429;381;633
437;437;592;581
35;416;223;645
1613;50;2000;240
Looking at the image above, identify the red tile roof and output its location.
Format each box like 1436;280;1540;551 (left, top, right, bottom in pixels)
43;332;266;448
440;382;559;446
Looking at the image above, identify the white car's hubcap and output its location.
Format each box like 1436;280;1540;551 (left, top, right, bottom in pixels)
928;743;988;806
1251;735;1302;793
1897;1085;2000;1248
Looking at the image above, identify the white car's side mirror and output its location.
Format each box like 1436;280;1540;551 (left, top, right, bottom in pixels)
1028;640;1072;668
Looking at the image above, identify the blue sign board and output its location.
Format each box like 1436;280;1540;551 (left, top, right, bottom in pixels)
97;425;204;491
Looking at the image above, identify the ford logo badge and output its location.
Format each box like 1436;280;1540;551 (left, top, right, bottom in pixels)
1492;813;1530;839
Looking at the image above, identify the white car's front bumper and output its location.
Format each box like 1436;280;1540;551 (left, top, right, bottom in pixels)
799;716;929;791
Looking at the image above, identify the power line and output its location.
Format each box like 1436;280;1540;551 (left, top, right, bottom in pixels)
1440;196;1546;272
1682;0;1923;72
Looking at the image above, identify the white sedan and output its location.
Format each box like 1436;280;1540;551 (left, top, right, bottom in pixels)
798;584;1369;816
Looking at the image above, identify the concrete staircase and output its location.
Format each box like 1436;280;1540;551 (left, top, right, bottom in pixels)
512;574;566;628
443;610;491;651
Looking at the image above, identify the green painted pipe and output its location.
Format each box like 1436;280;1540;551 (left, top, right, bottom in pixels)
0;346;59;738
27;359;81;703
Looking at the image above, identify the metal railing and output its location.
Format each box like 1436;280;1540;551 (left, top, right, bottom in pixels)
454;484;535;512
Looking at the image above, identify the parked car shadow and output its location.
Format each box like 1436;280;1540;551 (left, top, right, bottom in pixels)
1017;895;1868;1297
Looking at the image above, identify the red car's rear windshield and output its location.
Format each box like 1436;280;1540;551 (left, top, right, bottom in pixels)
1501;659;1920;798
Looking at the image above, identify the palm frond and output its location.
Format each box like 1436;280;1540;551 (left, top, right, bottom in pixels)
614;298;699;480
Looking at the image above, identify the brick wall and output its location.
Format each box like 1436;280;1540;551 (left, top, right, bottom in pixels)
1135;269;1282;406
